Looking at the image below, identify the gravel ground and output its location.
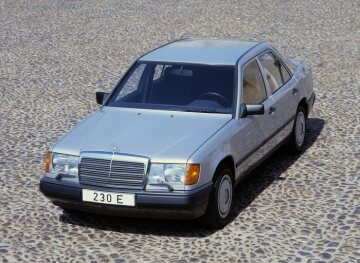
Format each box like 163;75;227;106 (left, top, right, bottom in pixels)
1;0;359;262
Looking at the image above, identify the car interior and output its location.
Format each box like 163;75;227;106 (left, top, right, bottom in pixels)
107;54;292;114
148;65;234;109
242;60;267;104
110;63;235;111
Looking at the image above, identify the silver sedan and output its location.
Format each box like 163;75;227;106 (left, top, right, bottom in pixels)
40;39;315;228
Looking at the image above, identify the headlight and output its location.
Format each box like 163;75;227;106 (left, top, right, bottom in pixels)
147;164;186;185
147;163;200;187
48;153;79;178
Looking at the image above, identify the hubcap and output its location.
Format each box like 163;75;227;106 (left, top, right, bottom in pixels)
218;174;233;218
295;111;306;147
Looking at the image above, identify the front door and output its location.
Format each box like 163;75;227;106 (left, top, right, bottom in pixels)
232;58;276;179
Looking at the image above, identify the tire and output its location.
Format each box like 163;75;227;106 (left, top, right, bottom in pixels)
201;165;234;229
287;106;307;154
61;207;77;214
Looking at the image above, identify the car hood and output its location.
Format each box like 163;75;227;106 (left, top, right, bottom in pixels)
53;107;232;162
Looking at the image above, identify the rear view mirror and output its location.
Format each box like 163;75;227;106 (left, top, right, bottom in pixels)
240;103;264;118
96;92;109;105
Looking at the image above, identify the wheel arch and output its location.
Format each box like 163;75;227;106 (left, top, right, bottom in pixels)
212;155;235;182
298;97;308;117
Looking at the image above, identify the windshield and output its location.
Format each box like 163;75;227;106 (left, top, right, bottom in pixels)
106;62;235;113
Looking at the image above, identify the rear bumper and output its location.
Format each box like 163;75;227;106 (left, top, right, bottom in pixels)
39;176;212;219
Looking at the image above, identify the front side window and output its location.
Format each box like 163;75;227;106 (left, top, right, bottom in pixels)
258;52;291;93
107;62;235;113
242;60;267;104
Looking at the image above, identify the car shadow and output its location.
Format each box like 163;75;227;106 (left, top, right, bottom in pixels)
59;117;325;237
229;117;325;223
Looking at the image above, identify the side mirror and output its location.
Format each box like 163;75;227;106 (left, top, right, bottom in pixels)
96;92;109;105
240;103;265;118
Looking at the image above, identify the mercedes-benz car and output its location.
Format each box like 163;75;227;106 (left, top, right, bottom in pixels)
40;39;315;228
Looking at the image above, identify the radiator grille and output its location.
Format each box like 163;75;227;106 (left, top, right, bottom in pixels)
79;157;146;189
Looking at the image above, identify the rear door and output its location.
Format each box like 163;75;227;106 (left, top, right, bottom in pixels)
258;51;298;144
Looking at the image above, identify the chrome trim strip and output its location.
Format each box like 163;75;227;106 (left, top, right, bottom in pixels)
235;114;296;168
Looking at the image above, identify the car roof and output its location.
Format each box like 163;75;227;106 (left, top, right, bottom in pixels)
138;38;262;66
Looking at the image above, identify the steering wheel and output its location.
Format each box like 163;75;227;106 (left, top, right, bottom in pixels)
198;92;231;107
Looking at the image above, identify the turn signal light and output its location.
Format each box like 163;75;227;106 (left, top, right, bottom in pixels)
185;164;200;185
45;151;51;173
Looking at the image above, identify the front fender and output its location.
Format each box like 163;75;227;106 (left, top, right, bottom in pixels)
186;121;235;190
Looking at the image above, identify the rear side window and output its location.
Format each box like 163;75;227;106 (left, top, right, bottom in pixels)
242;60;267;104
280;64;291;83
258;52;291;93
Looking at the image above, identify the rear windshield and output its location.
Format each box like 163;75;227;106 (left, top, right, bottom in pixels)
106;62;235;113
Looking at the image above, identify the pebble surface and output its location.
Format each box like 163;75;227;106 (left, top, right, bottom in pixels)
0;0;359;262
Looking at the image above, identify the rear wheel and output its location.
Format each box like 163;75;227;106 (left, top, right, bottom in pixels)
287;106;307;154
201;165;234;228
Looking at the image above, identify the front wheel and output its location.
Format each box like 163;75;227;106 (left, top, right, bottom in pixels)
201;165;234;228
286;106;307;154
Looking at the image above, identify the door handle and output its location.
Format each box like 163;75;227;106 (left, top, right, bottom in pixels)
292;87;299;95
269;106;276;114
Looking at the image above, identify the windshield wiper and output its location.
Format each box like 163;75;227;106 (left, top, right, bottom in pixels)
181;108;220;113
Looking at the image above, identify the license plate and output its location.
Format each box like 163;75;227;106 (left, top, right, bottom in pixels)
82;189;135;206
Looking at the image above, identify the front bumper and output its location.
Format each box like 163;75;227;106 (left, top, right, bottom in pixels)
39;176;212;219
